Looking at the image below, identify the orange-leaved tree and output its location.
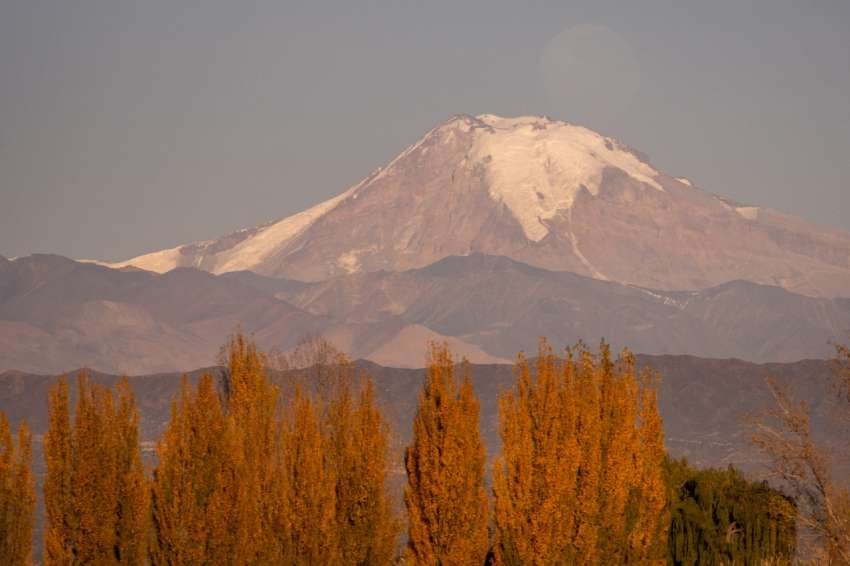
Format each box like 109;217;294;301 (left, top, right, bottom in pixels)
272;335;400;562
112;379;150;565
492;340;668;565
280;387;339;563
492;343;581;564
0;412;35;566
223;333;286;562
44;374;148;565
404;342;489;565
44;377;73;565
150;374;240;565
326;366;400;564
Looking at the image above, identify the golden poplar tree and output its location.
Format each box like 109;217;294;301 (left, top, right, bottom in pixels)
0;412;35;566
44;374;149;565
70;375;120;561
113;380;150;565
628;371;668;562
223;333;284;563
327;371;400;564
493;341;668;565
571;346;605;564
277;339;399;563
492;344;580;564
280;388;338;564
150;374;240;565
404;342;489;565
595;345;636;562
44;377;73;565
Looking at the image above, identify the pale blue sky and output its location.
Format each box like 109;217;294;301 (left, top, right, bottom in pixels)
2;0;848;260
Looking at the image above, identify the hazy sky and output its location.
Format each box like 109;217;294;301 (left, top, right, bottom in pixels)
2;0;849;261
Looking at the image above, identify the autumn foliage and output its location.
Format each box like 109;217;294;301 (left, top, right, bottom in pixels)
150;374;240;564
404;342;490;565
154;333;398;564
3;333;821;564
0;412;35;566
326;372;400;565
224;335;285;562
492;340;668;565
44;375;148;565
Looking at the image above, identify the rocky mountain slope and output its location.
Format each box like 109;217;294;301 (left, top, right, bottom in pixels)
1;254;847;374
0;254;327;374
110;114;850;298
260;254;850;364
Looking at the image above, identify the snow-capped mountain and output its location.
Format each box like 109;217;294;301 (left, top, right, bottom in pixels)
111;114;850;297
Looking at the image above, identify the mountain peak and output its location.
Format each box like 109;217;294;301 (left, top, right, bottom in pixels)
416;113;665;241
464;113;664;241
105;114;850;298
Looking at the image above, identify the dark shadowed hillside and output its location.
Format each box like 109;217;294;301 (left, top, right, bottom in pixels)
1;354;839;474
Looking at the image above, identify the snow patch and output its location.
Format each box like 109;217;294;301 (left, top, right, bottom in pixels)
631;286;688;309
109;245;187;273
567;209;608;280
471;114;663;241
736;206;760;221
77;259;113;267
336;246;378;273
675;177;693;187
111;184;361;275
212;187;357;274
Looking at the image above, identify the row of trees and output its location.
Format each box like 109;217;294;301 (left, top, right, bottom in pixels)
0;335;827;564
43;335;399;565
491;343;667;564
44;377;148;563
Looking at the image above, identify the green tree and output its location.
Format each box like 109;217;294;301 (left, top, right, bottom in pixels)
666;458;797;565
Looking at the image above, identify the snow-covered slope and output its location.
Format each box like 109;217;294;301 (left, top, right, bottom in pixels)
109;114;850;297
472;114;663;241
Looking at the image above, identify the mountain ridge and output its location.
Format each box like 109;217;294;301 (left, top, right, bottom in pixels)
2;253;848;374
103;114;850;298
